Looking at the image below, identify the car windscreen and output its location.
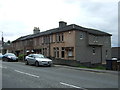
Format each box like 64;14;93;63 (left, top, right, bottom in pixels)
34;54;44;58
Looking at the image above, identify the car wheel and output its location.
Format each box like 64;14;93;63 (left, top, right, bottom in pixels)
48;64;51;67
2;58;4;61
25;60;29;65
35;61;39;67
7;59;9;62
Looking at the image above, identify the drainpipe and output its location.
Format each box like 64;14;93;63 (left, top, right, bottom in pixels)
101;46;103;64
48;36;51;58
0;31;4;54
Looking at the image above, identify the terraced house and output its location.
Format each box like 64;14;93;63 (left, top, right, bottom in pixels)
12;21;112;64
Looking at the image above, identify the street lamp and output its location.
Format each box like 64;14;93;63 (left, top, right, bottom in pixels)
0;31;3;54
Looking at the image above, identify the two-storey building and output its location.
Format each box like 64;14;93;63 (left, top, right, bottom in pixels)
12;21;112;64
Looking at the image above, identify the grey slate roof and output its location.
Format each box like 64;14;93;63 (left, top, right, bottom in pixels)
13;24;112;42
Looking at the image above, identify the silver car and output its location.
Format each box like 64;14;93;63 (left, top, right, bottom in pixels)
25;54;52;67
2;53;18;62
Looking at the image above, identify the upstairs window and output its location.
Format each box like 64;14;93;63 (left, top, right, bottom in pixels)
56;33;64;43
41;37;44;44
93;47;95;55
94;36;98;43
61;33;64;42
50;35;53;43
56;34;59;42
106;50;108;57
80;34;83;40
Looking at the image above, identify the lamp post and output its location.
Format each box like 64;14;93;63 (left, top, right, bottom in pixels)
0;31;3;54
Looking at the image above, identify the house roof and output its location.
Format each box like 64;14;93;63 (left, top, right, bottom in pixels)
12;23;112;42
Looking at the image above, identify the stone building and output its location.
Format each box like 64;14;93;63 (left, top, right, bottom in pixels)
12;21;112;64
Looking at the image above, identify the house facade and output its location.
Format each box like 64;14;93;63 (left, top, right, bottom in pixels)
12;21;112;64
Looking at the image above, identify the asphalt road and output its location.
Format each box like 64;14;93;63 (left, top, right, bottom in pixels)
1;60;118;89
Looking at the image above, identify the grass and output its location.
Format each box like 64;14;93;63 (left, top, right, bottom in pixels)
79;65;106;70
90;66;106;70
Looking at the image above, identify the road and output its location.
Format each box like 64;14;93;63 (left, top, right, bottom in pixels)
1;60;118;89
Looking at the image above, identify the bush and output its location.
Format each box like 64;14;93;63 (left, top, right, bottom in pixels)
18;54;25;60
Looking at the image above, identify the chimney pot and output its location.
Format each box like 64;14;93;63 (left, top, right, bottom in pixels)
59;21;67;28
33;27;40;34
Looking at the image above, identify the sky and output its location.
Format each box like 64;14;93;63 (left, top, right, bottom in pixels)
0;0;119;47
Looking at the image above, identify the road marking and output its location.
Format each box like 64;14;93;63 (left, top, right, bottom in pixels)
60;82;87;90
0;66;7;69
14;70;39;78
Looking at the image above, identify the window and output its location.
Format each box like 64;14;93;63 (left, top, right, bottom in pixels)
53;47;59;58
59;35;61;42
45;36;47;44
42;48;44;55
53;48;56;57
44;48;47;56
80;34;83;39
56;34;59;42
57;47;59;58
94;36;98;43
67;48;73;57
106;50;108;57
43;37;45;44
41;37;44;44
56;33;64;43
53;35;55;43
34;39;37;46
50;35;53;43
47;36;50;44
61;33;64;42
68;50;73;57
61;47;65;58
93;47;95;55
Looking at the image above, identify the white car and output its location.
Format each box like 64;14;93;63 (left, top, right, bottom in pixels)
0;53;3;59
25;54;52;67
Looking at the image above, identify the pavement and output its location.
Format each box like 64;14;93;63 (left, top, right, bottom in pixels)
18;60;119;75
1;59;119;75
54;64;119;75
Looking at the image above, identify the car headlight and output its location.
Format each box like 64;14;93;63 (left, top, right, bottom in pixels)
8;56;11;58
35;58;40;61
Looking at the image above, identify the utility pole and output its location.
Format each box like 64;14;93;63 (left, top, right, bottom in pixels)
2;32;3;47
0;31;4;54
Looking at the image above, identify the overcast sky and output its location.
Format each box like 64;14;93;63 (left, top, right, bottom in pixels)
0;0;119;47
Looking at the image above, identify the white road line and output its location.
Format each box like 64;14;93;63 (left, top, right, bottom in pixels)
60;82;87;90
14;70;39;78
0;66;7;69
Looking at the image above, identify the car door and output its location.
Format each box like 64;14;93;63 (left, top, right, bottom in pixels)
27;55;34;64
30;55;35;64
3;54;8;61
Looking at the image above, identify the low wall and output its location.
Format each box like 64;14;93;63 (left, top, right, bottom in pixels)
51;58;101;68
18;57;103;68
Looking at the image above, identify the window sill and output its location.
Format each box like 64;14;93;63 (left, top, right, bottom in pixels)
68;56;74;58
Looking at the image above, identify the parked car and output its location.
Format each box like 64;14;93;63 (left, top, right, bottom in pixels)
0;53;3;59
2;53;18;62
25;54;52;67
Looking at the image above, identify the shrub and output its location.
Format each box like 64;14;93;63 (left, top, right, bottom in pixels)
18;54;25;60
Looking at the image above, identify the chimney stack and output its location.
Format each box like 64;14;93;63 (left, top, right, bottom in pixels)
59;21;67;28
33;27;40;34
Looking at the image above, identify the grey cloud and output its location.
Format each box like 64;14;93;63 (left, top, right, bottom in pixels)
76;1;118;47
